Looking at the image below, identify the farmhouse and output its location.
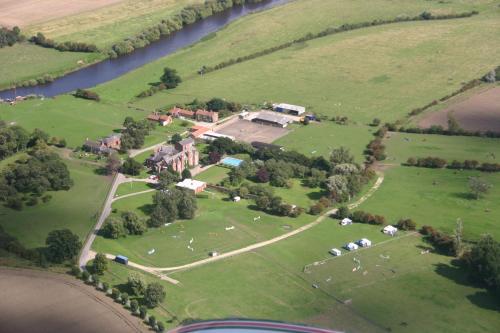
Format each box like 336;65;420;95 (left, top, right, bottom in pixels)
146;138;199;173
147;113;172;126
176;179;207;194
252;112;290;128
196;109;219;123
340;218;353;226
83;133;121;155
273;103;306;116
190;125;210;139
170;107;195;119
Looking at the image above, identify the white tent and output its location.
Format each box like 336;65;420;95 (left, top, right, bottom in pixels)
340;218;353;226
233;196;241;202
358;238;372;247
329;248;342;256
383;225;398;235
345;242;359;251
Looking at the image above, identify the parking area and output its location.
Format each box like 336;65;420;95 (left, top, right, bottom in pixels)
216;119;289;143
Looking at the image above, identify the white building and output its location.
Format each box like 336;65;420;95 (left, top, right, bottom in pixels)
383;225;398;236
329;248;342;256
176;179;207;194
200;131;235;141
345;242;359;251
233;196;241;202
340;218;353;226
273;103;306;116
358;238;372;247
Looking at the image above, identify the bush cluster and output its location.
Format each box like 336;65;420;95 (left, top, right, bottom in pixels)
420;225;454;255
120;117;155;152
101;211;147;239
350;210;386;225
365;127;387;164
30;32;97;52
200;11;478;74
74;89;100;101
0;26;24;48
149;188;197;227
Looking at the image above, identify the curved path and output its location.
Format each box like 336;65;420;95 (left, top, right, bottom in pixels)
85;174;384;283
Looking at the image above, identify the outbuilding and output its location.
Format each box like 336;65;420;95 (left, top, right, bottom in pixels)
176;179;207;194
273;103;306;116
329;248;342;256
383;225;398;236
251;112;290;128
340;218;353;226
358;238;372;247
345;242;359;251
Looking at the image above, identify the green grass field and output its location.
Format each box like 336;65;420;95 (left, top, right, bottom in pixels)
93;190;316;267
0;158;112;248
0;43;101;89
0;96;143;148
359;166;500;240
114;181;154;197
385;132;500;164
275;122;375;161
194;165;230;184
25;0;203;49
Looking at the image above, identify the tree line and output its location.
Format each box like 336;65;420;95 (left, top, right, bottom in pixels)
198;11;479;75
30;32;97;52
405;156;500;172
0;26;24;48
109;0;267;58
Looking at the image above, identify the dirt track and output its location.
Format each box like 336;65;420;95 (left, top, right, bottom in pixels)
0;268;146;333
0;0;125;27
418;86;500;132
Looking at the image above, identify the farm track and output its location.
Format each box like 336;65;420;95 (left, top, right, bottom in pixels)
85;174;384;284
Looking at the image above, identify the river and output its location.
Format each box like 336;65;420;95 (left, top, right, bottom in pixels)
0;0;290;100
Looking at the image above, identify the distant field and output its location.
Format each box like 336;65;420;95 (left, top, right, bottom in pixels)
0;158;111;248
24;0;202;48
0;96;141;148
0;0;125;28
0;43;100;89
275;122;375;162
359;166;500;240
385;132;500;164
93;191;315;267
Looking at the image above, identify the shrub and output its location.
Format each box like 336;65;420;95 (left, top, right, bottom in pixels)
157;321;165;332
121;292;129;305
309;202;325;215
102;282;110;293
130;299;139;313
81;271;90;282
397;218;417;231
111;288;121;301
74;89;100;101
144;283;166;308
336;206;350;219
139;305;148;319
149;315;157;328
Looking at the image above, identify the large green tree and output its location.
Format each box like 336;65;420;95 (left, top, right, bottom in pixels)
144;282;166;308
160;67;182;89
45;229;81;263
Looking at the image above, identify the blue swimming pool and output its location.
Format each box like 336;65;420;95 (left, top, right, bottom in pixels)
221;157;244;168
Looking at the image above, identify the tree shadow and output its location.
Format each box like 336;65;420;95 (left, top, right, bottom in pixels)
307;190;326;200
434;262;500;311
93;167;108;176
138;204;154;215
451;192;476;200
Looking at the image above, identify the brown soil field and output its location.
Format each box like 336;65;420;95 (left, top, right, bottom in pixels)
217;119;289;143
418;86;500;132
0;0;125;28
0;267;147;333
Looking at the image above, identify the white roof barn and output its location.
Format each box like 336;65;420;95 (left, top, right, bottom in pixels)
273;103;306;115
340;218;353;226
345;242;359;251
383;225;398;235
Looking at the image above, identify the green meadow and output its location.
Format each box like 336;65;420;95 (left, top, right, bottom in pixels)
385;132;500;164
0;158;111;248
359;166;500;240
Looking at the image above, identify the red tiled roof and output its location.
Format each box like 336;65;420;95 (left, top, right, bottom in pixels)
170;107;194;117
196;109;215;116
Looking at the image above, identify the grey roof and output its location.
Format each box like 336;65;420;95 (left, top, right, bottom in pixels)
253;113;290;126
148;145;180;163
179;137;194;146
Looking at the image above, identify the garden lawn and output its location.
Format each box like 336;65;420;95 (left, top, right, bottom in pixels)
114;182;155;197
142;119;188;147
359;166;500;240
385;132;500;164
0;158;112;248
0;95;141;148
275;122;374;161
92;191;315;267
95;0;492;103
194;165;230;184
0;43;101;89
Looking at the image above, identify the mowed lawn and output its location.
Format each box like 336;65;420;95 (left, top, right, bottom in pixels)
94;0;491;103
0;96;142;148
0;159;112;248
93;191;316;267
385;132;500;164
0;43;101;89
359;166;500;240
194;165;230;184
114;182;155;197
275;122;375;162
